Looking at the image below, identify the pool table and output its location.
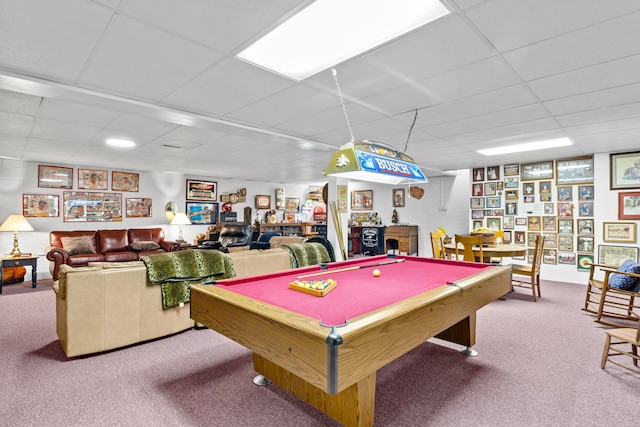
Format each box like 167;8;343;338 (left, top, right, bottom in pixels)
190;255;511;427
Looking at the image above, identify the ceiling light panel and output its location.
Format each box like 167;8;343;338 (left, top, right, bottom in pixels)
237;0;450;81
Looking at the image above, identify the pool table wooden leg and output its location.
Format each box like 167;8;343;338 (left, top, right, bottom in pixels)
435;313;477;353
253;352;375;427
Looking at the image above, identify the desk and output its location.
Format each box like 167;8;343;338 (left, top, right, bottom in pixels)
191;255;510;427
0;255;38;294
384;225;418;255
443;243;527;261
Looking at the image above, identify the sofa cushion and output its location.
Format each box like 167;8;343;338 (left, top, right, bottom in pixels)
97;229;129;253
609;259;640;290
130;241;161;251
60;235;97;255
104;251;138;262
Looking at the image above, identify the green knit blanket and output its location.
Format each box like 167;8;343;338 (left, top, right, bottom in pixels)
280;243;331;268
141;249;235;309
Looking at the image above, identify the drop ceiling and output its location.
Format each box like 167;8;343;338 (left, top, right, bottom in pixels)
1;0;640;184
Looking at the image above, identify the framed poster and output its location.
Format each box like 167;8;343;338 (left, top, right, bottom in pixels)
112;171;139;192
542;216;557;232
618;191;640;219
515;217;527;226
38;165;73;189
557;186;573;201
539;181;552;195
63;191;122;222
521;161;553;181
504;177;519;188
285;198;300;212
351;190;373;210
610;151;640;189
470;197;484;209
578;185;594;201
186;179;216;201
523;182;534;195
598;245;639;266
486;166;500;180
255;195;271;209
558;219;573;234
578;201;593;217
78;169;108;190
577;254;594;271
577;236;594;253
23;194;59;217
126;198;152;217
472;183;483;196
558;235;573;252
527;216;541;231
486;217;501;231
556;156;594;185
557;202;573;218
392;188;405;207
486;196;501;209
504;164;519;177
505;189;518;200
577;219;594;235
186;202;218;224
484;182;497;196
275;188;285;209
558;252;576;265
472;167;484;182
503;216;515;230
603;222;636;243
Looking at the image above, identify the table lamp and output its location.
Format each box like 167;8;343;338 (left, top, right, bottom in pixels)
170;212;191;244
0;214;34;257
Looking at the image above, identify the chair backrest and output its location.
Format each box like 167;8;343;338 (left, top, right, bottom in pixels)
430;231;445;259
454;234;484;262
493;230;505;243
532;234;546;271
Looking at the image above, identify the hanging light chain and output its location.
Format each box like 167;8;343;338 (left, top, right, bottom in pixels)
332;68;355;143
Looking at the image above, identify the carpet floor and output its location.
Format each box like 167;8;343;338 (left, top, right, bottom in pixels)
0;279;638;426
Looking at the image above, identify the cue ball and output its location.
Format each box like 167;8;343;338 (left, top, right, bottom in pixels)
373;269;381;277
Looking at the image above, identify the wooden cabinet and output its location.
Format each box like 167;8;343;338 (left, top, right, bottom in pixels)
260;223;303;236
384;225;418;255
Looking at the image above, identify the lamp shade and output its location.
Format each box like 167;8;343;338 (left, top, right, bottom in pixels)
170;212;192;225
0;214;34;232
324;141;428;185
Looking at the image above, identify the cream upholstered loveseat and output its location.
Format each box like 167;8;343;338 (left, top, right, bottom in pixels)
54;248;292;357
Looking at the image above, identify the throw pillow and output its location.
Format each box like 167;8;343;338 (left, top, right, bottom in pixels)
608;259;640;290
60;235;96;255
130;241;161;251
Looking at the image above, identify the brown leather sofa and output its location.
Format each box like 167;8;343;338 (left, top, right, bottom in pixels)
46;228;180;281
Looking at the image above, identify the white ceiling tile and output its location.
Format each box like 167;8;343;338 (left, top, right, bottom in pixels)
163;58;295;116
503;12;640;81
80;15;223;100
107;114;179;137
543;83;640;116
467;0;640;53
0;111;34;136
0;90;41;115
0;0;112;81
38;99;120;127
556;102;640;127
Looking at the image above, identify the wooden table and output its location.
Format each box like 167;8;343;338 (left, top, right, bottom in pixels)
191;255;511;427
443;243;527;261
0;255;38;294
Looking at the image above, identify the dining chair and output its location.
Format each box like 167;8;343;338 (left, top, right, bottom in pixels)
454;234;483;262
509;234;545;301
601;318;640;374
490;230;505;264
430;231;445;259
583;260;640;326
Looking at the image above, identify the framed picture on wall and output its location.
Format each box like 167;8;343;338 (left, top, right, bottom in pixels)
23;194;59;217
38;165;73;189
618;191;640;219
351;190;373;210
285;198;300;212
112;171;139;192
521;161;553;181
486;166;500;180
610;151;640;189
63;191;122;222
126;198;152;217
186;202;218;224
186;179;216;201
603;222;636;243
598;245;639;266
392;188;405;207
556;156;594;185
577;254;594;271
255;195;271;209
78;169;108;190
472;167;484;182
504;164;519;177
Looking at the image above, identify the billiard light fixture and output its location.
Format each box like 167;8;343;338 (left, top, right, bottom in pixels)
170;212;191;244
0;214;34;257
236;0;449;81
324;141;428;185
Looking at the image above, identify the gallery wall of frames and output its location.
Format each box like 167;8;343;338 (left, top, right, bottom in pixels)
469;152;640;272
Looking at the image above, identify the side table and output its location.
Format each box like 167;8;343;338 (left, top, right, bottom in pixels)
0;255;38;294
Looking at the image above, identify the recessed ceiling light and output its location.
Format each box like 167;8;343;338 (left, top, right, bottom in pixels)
477;138;573;156
106;139;135;148
237;0;450;81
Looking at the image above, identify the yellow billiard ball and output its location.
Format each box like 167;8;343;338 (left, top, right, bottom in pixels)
372;269;381;277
